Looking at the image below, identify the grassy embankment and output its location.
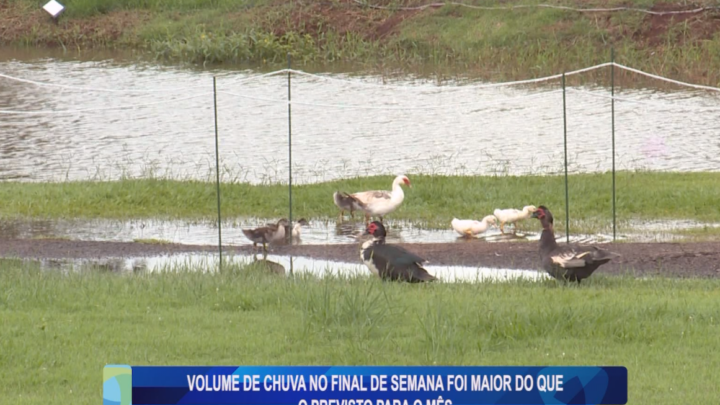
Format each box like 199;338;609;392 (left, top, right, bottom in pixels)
1;259;719;403
3;0;720;83
1;172;720;235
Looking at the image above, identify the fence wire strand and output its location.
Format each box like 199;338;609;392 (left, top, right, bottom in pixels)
353;1;720;16
2;60;720;186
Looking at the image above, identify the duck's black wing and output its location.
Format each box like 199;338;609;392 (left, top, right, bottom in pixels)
544;244;621;282
549;244;620;268
362;243;436;283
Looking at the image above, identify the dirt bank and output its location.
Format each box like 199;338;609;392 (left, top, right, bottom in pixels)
2;237;719;278
3;1;720;83
4;1;719;48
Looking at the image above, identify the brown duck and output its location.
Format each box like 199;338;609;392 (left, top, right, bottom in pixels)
531;206;620;283
333;192;366;220
242;218;289;252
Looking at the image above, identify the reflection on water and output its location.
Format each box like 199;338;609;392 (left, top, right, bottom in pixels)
0;216;622;246
3;215;717;246
1;49;719;184
32;252;550;283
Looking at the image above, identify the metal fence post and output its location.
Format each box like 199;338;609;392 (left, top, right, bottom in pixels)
213;76;223;270
611;48;617;242
287;53;294;277
287;53;293;244
562;72;570;244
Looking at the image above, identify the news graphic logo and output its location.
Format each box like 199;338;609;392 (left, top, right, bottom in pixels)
103;364;132;405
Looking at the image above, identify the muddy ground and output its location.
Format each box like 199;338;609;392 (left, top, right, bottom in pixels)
1;237;719;278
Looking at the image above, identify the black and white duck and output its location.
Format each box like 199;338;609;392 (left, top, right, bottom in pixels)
360;221;437;283
242;218;289;252
531;205;620;283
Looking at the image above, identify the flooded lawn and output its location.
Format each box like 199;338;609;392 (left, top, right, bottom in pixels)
1;216;717;246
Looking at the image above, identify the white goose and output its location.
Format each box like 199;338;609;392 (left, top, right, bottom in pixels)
334;175;411;223
451;215;497;238
493;205;537;234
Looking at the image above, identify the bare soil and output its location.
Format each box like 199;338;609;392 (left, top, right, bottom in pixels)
2;237;719;278
0;3;150;46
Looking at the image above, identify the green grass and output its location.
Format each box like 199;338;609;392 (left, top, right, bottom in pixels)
5;0;720;84
1;257;719;403
1;172;719;233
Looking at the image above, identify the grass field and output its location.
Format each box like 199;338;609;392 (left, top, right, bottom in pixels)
4;1;720;83
1;172;719;233
1;258;719;403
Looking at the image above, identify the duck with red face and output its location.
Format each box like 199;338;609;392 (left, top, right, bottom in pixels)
531;206;620;283
360;221;437;283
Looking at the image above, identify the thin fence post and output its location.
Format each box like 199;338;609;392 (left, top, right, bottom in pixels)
213;76;223;271
287;53;294;277
562;72;570;244
287;53;293;243
611;48;617;242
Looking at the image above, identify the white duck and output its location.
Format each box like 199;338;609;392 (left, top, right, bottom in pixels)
289;218;309;239
451;215;497;238
493;205;537;234
334;175;411;223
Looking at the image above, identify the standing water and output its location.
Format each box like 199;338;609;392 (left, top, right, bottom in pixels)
1;48;720;184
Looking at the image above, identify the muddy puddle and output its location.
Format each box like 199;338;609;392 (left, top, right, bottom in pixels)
30;251;549;283
2;215;717;246
0;216;631;245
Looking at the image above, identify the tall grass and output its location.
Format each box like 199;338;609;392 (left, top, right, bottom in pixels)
1;172;719;233
1;258;719;403
6;1;720;84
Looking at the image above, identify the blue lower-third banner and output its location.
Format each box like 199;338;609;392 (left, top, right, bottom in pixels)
104;365;628;405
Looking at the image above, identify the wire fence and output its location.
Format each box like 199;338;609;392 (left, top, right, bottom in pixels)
2;52;720;263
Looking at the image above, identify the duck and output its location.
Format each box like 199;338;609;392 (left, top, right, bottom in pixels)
531;205;620;283
285;218;309;240
334;175;411;223
360;221;437;283
451;215;497;238
242;218;289;252
333;191;366;220
493;205;537;234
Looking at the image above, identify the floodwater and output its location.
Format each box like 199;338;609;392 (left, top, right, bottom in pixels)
1;48;720;185
0;216;619;246
1;215;715;245
30;252;551;283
